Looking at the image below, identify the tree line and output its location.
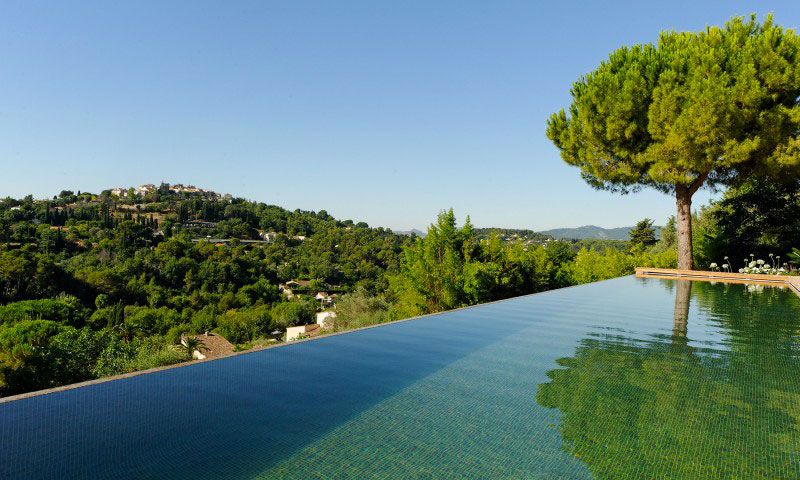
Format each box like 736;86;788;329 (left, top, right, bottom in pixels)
2;171;798;396
0;188;669;397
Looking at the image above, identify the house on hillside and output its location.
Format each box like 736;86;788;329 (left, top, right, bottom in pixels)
285;324;320;341
285;280;312;290
183;220;218;228
279;284;294;299
136;184;156;195
170;184;202;194
315;292;336;307
258;230;278;242
316;310;336;329
110;188;127;197
280;280;310;297
280;279;315;299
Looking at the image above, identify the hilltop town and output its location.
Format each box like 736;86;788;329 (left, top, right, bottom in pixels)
107;182;227;200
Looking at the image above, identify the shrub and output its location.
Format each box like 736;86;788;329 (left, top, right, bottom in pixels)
93;336;184;377
238;278;281;306
568;248;634;284
191;305;218;334
93;338;136;377
270;299;315;329
0;296;88;327
165;324;192;345
0;321;108;395
123;306;181;337
216;310;259;344
127;338;186;371
333;288;390;331
87;304;124;330
94;293;110;309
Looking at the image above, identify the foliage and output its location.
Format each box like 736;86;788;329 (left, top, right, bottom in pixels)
122;338;187;373
332;287;391;331
93;337;186;377
710;178;800;262
166;323;193;345
390;210;660;317
789;248;800;267
179;335;208;360
390;209;476;315
0;190;415;395
0;295;87;327
0;321;108;396
190;305;218;334
658;217;676;249
216;308;266;344
547;14;800;194
569;247;677;285
628;218;657;251
270;300;315;329
547;14;800;268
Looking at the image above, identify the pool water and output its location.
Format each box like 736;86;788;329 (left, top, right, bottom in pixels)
2;276;799;479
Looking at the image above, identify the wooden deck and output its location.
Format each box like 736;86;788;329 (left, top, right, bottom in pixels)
635;267;800;298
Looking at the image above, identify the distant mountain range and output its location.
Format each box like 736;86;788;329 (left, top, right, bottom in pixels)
395;229;427;238
397;225;660;241
538;225;661;241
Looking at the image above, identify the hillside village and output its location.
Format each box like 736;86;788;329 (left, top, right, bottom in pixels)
111;184;341;336
0;183;386;347
109;183;225;199
2;182;684;399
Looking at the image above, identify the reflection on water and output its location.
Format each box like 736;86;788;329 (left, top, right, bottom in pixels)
537;280;800;479
672;279;690;340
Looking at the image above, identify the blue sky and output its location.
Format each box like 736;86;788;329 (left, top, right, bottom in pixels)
1;1;797;230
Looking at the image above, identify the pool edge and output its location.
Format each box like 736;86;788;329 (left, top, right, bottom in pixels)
635;267;800;298
0;276;629;405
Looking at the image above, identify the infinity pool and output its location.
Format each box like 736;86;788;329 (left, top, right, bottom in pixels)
2;276;799;479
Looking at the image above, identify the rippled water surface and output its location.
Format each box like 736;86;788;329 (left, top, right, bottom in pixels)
2;276;799;479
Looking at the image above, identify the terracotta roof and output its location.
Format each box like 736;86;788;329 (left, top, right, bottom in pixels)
197;333;234;358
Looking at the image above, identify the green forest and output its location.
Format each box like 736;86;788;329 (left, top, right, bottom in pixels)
1;177;799;397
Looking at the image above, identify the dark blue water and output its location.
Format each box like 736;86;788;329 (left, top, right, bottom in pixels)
2;277;799;479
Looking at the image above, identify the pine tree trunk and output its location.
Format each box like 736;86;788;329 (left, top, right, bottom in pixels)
675;187;693;270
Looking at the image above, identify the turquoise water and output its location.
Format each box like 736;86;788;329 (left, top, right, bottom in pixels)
1;276;800;479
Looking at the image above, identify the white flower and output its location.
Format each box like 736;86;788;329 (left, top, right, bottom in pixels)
757;259;765;265
722;264;728;269
749;261;757;268
709;263;718;268
738;268;744;273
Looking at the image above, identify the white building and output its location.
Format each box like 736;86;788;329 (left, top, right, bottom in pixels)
315;292;335;306
258;230;278;242
136;184;156;195
316;311;336;328
285;324;320;341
